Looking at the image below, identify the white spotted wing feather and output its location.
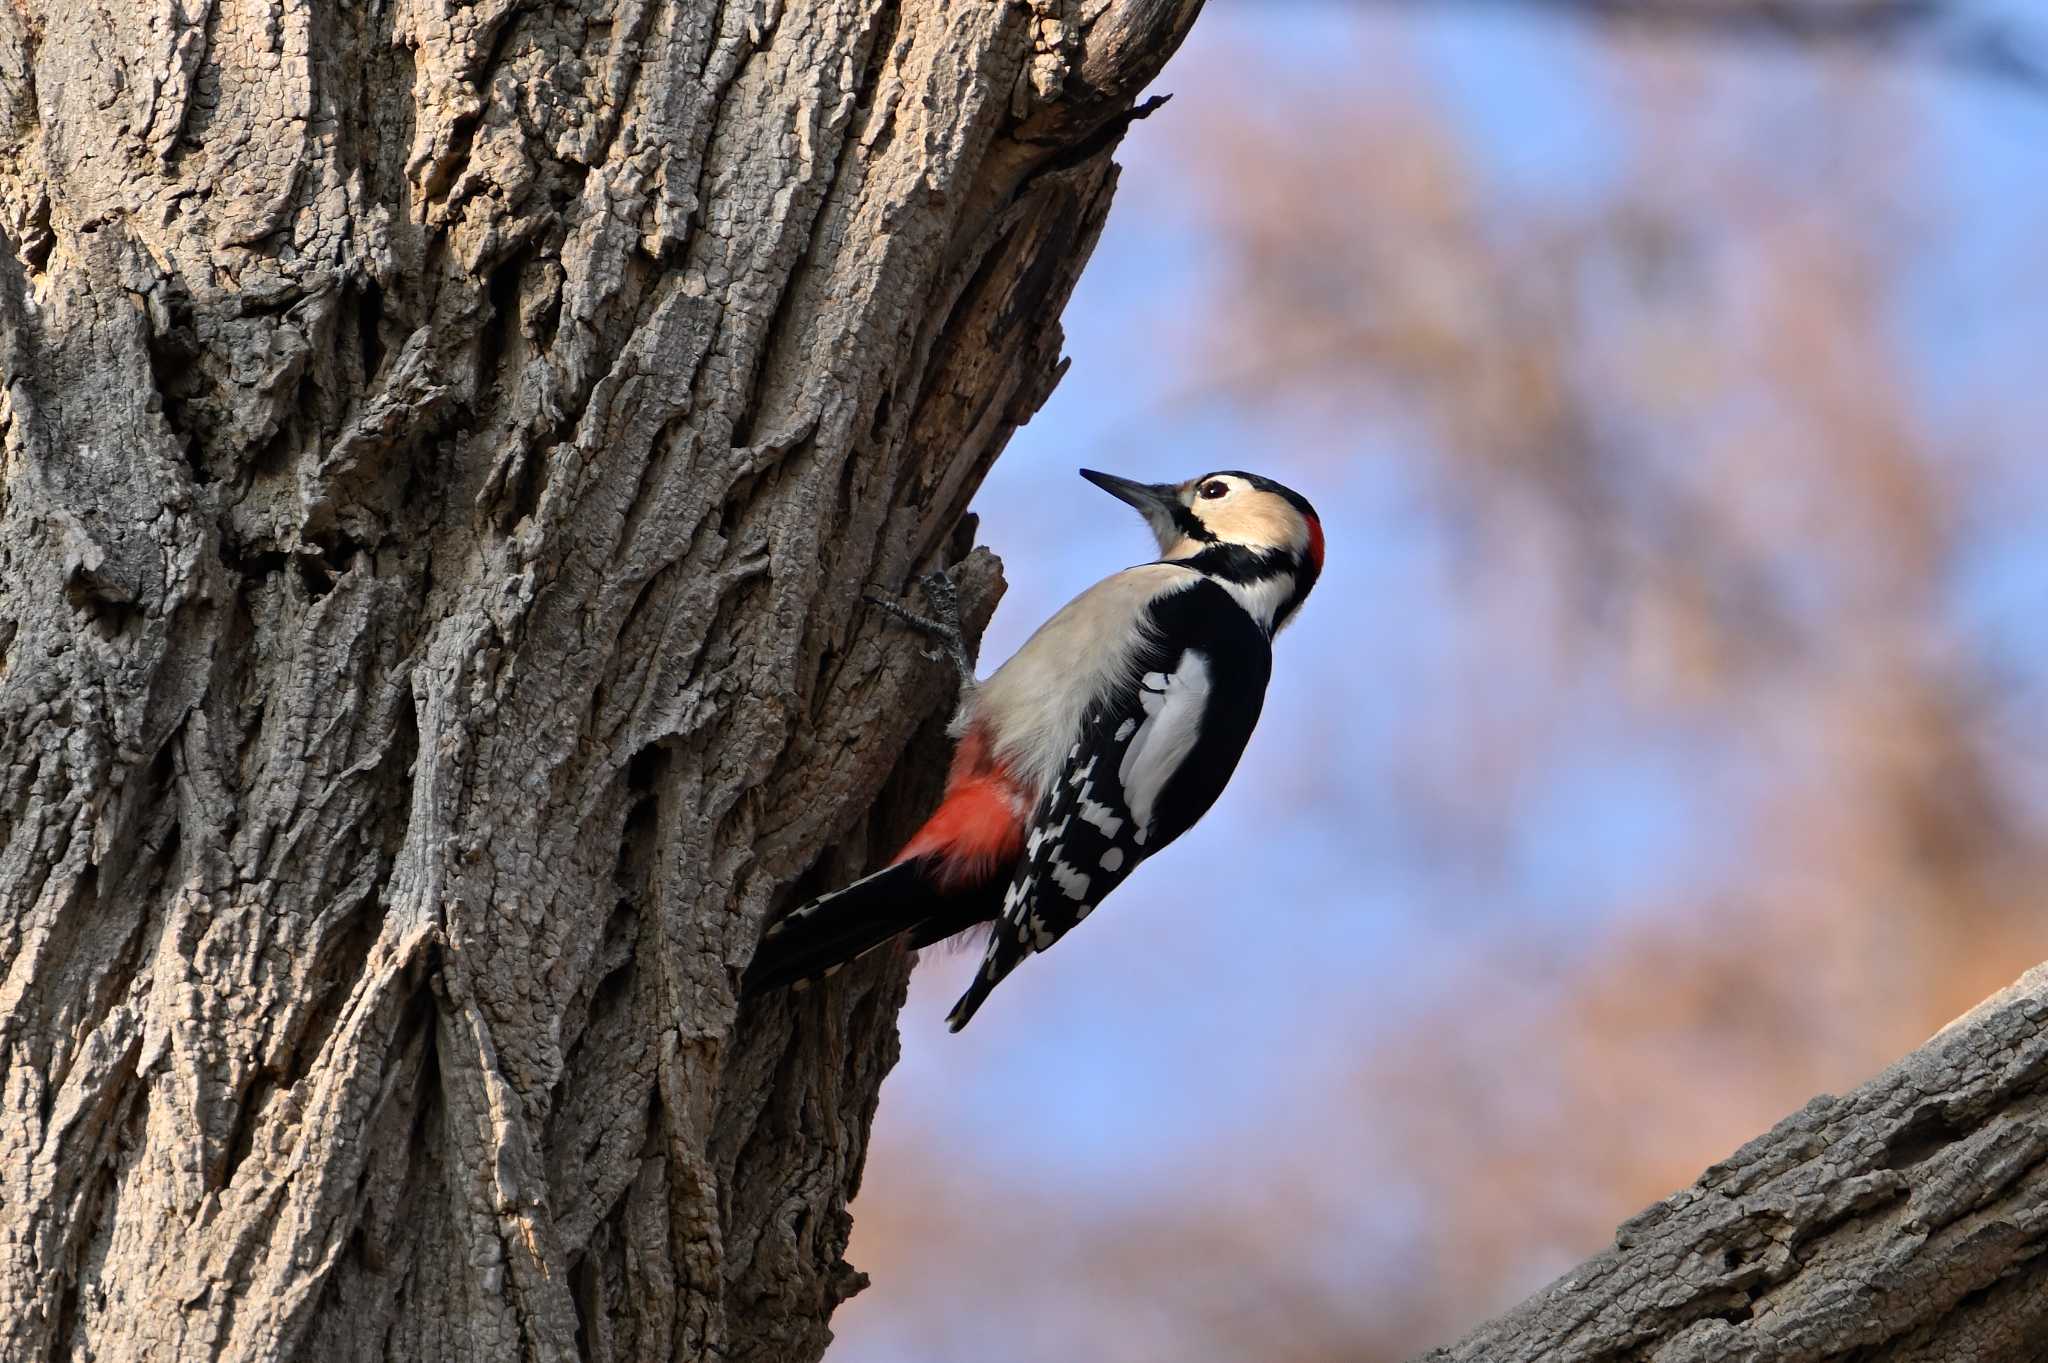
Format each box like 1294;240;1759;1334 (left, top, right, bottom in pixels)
945;649;1216;1030
943;575;1274;1030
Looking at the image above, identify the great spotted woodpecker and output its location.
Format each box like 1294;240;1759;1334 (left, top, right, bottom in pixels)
745;468;1323;1029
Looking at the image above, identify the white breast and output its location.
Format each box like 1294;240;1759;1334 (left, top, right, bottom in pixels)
969;563;1201;798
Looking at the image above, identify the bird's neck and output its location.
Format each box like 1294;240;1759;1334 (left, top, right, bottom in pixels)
1171;543;1306;635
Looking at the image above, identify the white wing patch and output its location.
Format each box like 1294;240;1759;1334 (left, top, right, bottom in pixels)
1099;847;1124;872
1117;651;1212;835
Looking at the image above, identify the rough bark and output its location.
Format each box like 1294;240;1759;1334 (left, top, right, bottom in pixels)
1419;961;2048;1363
0;0;1200;1358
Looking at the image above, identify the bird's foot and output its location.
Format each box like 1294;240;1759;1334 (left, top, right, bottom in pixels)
866;570;977;683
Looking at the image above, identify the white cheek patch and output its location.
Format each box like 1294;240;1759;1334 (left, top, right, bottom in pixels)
1195;490;1302;553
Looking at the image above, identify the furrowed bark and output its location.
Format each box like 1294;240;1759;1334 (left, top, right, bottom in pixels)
0;0;1203;1358
1418;962;2048;1363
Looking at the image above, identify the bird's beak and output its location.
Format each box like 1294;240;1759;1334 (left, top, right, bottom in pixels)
1080;469;1185;555
1079;469;1180;519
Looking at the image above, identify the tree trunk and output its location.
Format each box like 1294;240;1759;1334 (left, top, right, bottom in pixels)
1419;961;2048;1363
0;0;1199;1358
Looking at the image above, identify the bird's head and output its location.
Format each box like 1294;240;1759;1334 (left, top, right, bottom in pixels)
1081;468;1323;632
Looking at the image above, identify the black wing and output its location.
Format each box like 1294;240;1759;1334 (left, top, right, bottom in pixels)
945;580;1272;1029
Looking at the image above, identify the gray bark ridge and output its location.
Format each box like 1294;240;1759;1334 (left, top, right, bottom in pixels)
0;0;1203;1359
1421;962;2048;1363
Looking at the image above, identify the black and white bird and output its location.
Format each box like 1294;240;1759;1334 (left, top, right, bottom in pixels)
745;468;1323;1029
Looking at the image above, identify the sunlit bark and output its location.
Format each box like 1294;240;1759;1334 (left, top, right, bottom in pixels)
0;0;1197;1357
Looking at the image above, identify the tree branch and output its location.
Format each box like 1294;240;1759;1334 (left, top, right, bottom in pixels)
1418;962;2048;1362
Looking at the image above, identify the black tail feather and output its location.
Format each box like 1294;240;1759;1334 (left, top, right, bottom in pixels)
943;940;1016;1032
744;860;1009;999
906;906;998;952
747;857;990;996
743;860;938;995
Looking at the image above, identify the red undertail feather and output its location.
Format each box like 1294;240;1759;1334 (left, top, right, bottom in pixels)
741;723;1026;996
892;725;1027;890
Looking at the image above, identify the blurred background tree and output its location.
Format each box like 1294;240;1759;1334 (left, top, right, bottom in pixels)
831;3;2048;1359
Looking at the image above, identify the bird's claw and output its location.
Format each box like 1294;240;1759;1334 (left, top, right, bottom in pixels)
867;569;977;682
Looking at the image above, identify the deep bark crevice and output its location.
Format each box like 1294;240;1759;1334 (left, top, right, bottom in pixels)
478;250;527;405
0;0;1208;1355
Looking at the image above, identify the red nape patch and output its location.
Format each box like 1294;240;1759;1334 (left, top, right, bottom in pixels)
1304;514;1325;571
892;726;1027;890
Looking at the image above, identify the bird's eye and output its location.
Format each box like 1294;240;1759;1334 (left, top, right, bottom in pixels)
1198;480;1230;500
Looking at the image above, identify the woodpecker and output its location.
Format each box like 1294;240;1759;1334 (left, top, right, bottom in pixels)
745;467;1323;1029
